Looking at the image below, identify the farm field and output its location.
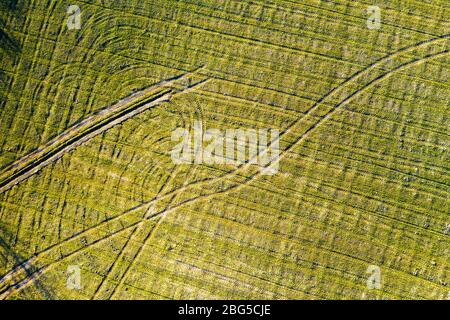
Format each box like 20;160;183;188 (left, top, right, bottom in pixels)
0;0;448;300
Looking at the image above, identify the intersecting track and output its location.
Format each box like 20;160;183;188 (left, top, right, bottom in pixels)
119;34;450;229
0;34;448;299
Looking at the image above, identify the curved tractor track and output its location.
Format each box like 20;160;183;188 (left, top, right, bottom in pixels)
0;66;209;194
0;34;449;299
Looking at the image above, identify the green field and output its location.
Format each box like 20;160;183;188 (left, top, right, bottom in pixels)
0;0;448;299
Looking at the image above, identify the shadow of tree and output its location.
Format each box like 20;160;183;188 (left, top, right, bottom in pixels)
0;224;54;299
0;0;21;10
0;4;53;299
0;27;20;56
0;0;23;56
0;0;23;101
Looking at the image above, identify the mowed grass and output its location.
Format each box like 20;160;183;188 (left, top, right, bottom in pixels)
0;0;448;299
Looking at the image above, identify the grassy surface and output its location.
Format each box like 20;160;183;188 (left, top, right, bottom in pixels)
0;0;448;299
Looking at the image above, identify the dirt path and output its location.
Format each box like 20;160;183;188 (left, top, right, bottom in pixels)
0;67;207;194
